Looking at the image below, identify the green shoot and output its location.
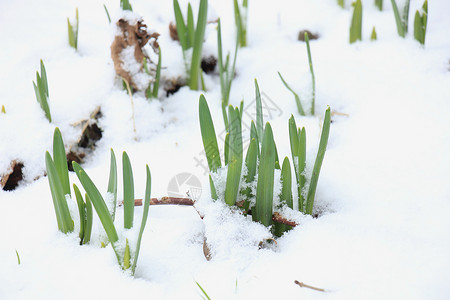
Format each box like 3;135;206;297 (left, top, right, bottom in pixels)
224;105;243;206
273;156;293;236
305;106;331;215
33;60;52;122
241;138;257;211
144;48;162;99
199;95;222;173
304;32;315;115
338;0;345;8
349;0;363;44
120;0;133;11
104;5;111;23
73;184;93;244
196;281;212;300
107;149;118;221
123;239;131;270
173;0;208;90
254;123;275;226
15;249;21;265
217;18;239;127
234;0;248;47
123;152;134;229
278;72;305;116
67;8;79;50
53;128;70;196
375;0;383;11
391;0;410;37
1;105;5;114
255;79;263;141
371;26;378;41
413;0;427;45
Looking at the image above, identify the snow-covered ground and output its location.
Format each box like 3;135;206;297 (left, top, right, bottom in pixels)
1;0;449;299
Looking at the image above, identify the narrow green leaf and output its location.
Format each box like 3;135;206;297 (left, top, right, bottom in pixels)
391;0;409;37
196;282;212;300
84;193;93;244
280;157;293;209
224;106;243;206
68;18;75;49
250;120;260;157
73;184;86;244
255;123;275;226
173;0;188;51
40;60;48;97
187;4;195;48
298;127;306;212
107;149;118;220
123;151;134;229
209;174;218;200
349;0;363;44
104;4;111;23
338;0;345;8
199;95;221;172
224;132;230;166
123;238;131;270
278;72;305;116
46;152;74;233
152;47;162;98
371;26;378;41
131;165;151;275
305;106;331;215
375;0;383;11
255;79;263;141
15;249;20;265
53;128;70;196
120;0;133;11
304;32;316;115
1;105;5;114
73;162;119;243
189;0;208;90
241;138;257;210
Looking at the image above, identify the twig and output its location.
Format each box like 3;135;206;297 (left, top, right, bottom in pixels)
132;197;195;206
272;212;298;227
294;280;326;292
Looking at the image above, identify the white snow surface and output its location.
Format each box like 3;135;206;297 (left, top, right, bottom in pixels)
1;0;450;299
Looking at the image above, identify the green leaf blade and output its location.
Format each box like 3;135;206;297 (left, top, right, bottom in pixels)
107;149;118;220
123;151;135;229
53;128;70;196
199;95;222;173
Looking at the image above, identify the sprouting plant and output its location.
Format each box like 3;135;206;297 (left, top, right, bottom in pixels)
1;105;5;114
414;0;427;45
217;18;239;128
278;32;315;116
73;152;151;275
15;249;21;265
144;47;162;99
391;0;410;38
371;26;377;41
196;282;212;300
173;0;208;90
120;0;133;11
104;4;111;23
67;8;79;50
338;0;345;8
375;0;383;11
199;80;331;236
33;60;52;122
234;0;248;47
349;0;363;44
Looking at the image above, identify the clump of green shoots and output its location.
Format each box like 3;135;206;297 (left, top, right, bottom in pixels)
67;8;79;50
33;60;52;122
413;0;427;45
199;80;331;236
391;0;410;38
120;0;133;11
349;0;363;44
217;18;239;128
234;0;248;47
278;32;316;116
144;48;162;99
173;0;208;90
73;152;151;275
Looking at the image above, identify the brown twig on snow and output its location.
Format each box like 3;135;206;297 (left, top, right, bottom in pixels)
272;212;298;227
131;197;195;206
294;280;326;292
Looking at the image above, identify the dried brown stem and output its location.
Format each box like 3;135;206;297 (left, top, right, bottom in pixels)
294;280;326;292
272;212;298;227
130;197;195;206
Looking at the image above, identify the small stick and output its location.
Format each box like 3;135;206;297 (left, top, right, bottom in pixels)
294;280;326;292
132;197;195;206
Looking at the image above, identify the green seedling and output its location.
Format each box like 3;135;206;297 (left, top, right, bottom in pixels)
217;18;239;128
278;32;315;115
234;0;248;47
104;5;111;23
33;60;52;122
349;0;363;44
338;0;345;8
73;153;151;275
391;0;410;37
1;105;5;114
375;0;383;10
67;8;79;50
414;0;427;45
371;26;378;40
120;0;132;11
15;250;21;265
173;0;208;90
196;281;212;300
144;47;162;99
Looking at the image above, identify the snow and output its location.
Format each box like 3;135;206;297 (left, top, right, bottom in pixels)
1;0;450;299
